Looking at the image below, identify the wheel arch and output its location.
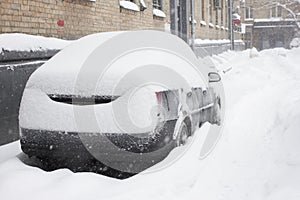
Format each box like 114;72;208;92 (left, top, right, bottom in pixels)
173;114;192;140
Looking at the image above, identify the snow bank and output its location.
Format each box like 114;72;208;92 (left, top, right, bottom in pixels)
198;47;300;200
1;47;300;200
0;141;21;163
0;33;72;53
249;47;259;58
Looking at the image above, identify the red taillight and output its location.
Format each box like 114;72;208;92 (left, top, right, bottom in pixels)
156;92;162;105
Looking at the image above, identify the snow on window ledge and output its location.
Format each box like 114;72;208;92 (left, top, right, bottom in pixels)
221;26;225;30
225;27;229;31
120;0;140;12
200;20;207;26
208;23;214;28
189;17;197;24
153;8;166;18
140;0;147;9
215;25;220;29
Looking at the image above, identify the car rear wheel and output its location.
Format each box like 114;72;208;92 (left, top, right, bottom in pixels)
176;122;189;146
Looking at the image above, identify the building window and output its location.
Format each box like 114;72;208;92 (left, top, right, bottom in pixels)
153;0;165;18
153;0;163;10
209;0;213;23
221;3;224;25
225;1;228;27
215;9;219;25
245;6;253;19
200;0;205;20
240;0;245;8
214;0;222;9
278;6;282;17
271;2;282;18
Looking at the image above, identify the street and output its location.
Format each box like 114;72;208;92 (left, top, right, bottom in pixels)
0;47;300;200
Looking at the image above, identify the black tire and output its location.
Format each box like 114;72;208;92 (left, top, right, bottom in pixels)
176;121;189;146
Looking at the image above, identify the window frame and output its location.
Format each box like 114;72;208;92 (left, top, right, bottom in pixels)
214;0;222;9
209;0;213;23
153;0;163;10
271;2;282;18
200;0;205;21
245;6;253;19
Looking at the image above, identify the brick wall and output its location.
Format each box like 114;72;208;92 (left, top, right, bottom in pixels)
194;0;231;40
0;0;168;39
0;0;246;41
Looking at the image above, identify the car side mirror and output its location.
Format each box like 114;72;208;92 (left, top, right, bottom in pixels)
208;72;221;83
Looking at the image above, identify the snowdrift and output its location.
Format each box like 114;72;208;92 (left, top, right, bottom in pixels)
0;47;300;200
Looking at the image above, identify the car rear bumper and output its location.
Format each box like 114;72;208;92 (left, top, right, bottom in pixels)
20;120;177;173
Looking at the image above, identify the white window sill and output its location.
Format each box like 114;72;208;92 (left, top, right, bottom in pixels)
189;17;197;24
221;26;225;30
120;1;140;12
215;25;220;29
209;23;214;28
140;0;147;9
200;20;207;26
153;8;166;18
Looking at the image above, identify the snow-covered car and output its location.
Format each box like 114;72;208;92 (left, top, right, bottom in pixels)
19;31;222;174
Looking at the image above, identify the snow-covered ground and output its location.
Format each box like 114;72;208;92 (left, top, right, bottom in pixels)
1;47;300;200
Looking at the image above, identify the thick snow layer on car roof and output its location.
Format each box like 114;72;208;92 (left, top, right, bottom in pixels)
26;31;207;97
2;47;300;199
0;33;72;53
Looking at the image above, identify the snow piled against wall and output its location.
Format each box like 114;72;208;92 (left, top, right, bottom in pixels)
0;33;72;53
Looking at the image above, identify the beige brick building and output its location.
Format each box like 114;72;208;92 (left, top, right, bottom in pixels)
0;0;240;40
193;0;229;39
0;0;170;39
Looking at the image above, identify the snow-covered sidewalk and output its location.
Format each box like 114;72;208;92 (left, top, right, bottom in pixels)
0;47;300;200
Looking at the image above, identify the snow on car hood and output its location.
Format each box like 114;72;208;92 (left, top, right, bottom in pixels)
25;31;207;97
